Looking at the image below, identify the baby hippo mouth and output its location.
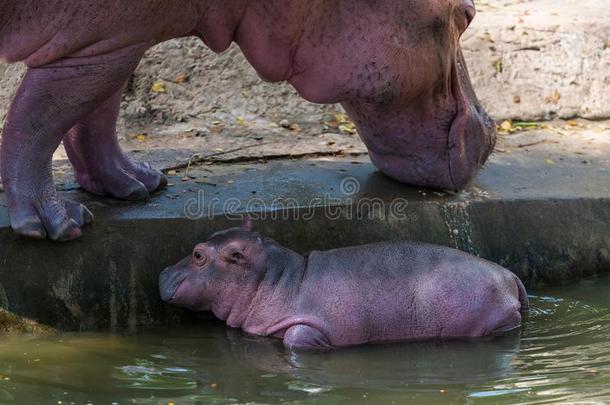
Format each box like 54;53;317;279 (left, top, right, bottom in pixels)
159;267;188;303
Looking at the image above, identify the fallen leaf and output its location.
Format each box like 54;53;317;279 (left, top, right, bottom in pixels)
151;81;166;93
499;120;513;132
545;90;561;104
174;74;189;83
335;113;349;123
545;159;556;165
339;123;357;134
493;59;503;74
481;31;495;43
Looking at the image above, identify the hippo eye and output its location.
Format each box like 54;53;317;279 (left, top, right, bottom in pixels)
193;250;206;265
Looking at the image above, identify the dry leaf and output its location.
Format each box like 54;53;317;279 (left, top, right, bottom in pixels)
493;59;503;74
499;120;513;132
545;90;561;104
339;123;357;134
151;81;166;93
174;74;189;83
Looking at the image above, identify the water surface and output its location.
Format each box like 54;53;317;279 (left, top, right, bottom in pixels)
1;276;610;404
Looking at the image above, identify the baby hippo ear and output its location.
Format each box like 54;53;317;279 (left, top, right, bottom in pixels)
241;216;254;232
222;242;249;265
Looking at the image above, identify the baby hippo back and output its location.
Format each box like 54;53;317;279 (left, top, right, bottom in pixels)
293;242;525;347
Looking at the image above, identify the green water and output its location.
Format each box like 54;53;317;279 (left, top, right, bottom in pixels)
1;276;610;405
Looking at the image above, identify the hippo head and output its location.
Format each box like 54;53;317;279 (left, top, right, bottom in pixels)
158;219;269;314
283;0;496;190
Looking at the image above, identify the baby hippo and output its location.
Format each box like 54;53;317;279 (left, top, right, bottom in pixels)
159;221;528;350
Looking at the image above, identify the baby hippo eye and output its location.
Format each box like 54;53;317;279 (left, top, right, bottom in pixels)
193;250;207;265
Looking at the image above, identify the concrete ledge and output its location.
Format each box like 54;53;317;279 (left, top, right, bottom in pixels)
0;145;609;331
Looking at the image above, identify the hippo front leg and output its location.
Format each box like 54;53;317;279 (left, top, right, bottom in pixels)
0;45;145;241
63;85;167;200
283;325;332;351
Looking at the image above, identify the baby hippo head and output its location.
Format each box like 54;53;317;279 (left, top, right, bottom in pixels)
159;219;267;312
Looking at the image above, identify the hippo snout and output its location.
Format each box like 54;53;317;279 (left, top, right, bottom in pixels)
158;267;186;302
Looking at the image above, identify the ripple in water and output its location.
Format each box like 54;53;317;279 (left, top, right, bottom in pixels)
0;276;609;404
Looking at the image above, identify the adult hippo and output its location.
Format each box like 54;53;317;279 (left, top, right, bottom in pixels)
0;0;496;240
159;220;528;350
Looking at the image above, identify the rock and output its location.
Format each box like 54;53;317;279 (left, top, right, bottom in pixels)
0;309;56;335
462;0;610;121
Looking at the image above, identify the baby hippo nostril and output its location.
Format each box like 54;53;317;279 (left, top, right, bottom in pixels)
158;268;185;302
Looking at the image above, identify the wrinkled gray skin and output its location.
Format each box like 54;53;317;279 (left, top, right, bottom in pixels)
159;221;528;350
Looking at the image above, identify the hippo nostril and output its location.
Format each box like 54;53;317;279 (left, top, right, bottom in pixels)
158;268;187;302
464;5;476;25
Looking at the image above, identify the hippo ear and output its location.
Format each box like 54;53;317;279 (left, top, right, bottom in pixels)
222;242;249;265
241;216;254;232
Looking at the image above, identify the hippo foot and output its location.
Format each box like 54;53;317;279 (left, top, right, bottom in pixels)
7;186;93;241
72;155;167;201
63;84;167;202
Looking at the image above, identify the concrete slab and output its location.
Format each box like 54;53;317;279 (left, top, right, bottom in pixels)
0;127;608;331
463;0;610;120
